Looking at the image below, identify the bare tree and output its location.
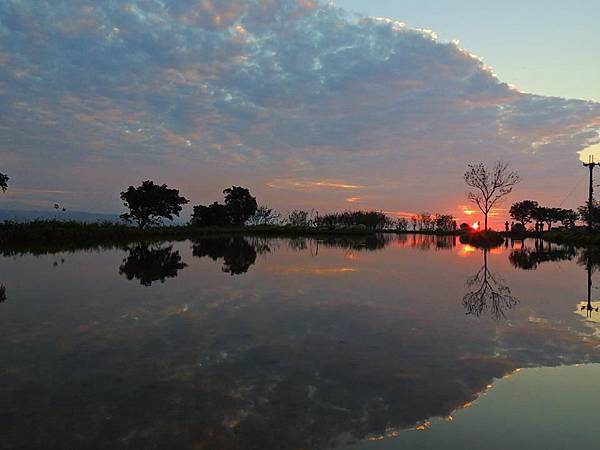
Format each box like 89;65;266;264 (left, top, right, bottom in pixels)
464;161;520;230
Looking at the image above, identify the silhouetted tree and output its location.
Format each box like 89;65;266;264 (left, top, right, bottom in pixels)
434;214;454;231
248;205;281;225
120;180;188;228
119;244;187;286
191;202;231;227
315;210;391;231
560;209;578;229
0;173;8;192
578;202;600;232
287;209;311;227
223;186;257;226
464;161;520;230
410;215;418;231
419;212;432;231
509;200;539;227
396;218;409;231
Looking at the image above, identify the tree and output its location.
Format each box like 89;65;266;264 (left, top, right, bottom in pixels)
543;207;567;231
223;186;257;226
191;202;231;227
120;180;188;228
434;214;454;231
410;215;418;231
0;173;8;192
578;202;600;232
464;161;520;230
287;209;310;227
248;205;281;226
560;209;578;229
396;218;409;231
419;212;432;231
509;200;539;227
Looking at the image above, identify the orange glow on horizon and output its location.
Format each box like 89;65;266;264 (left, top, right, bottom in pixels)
472;222;480;230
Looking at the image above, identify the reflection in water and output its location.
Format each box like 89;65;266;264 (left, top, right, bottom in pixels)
0;284;5;302
192;236;270;275
581;262;599;318
397;234;457;251
119;243;187;286
463;249;518;319
509;239;577;270
577;248;600;319
4;236;600;449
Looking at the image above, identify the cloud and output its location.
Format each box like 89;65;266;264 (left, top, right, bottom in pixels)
0;0;599;216
266;178;364;190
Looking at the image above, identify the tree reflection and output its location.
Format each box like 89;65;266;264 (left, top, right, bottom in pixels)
119;243;187;286
0;284;6;303
192;236;269;275
463;249;518;319
509;239;576;270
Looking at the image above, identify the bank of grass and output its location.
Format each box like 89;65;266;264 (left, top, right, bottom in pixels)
543;229;600;246
459;229;505;248
18;220;600;253
0;220;404;250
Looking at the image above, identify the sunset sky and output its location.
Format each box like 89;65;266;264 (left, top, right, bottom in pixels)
1;0;599;226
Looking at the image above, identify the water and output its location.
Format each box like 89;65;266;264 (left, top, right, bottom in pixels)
1;235;599;449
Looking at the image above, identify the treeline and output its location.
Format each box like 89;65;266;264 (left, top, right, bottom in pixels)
509;200;578;231
408;213;457;232
117;180;460;232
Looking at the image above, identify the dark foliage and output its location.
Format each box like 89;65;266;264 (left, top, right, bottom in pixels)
191;186;257;227
223;186;258;226
578;202;600;232
459;230;504;248
191;202;231;227
509;200;539;226
0;172;8;192
315;210;391;231
120;180;188;228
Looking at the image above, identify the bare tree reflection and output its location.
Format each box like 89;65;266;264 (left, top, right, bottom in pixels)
463;249;518;319
119;243;187;286
0;284;6;303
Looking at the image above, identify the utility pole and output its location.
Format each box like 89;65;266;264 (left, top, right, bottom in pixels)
583;155;600;232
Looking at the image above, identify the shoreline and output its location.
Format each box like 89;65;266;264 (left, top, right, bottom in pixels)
0;220;599;249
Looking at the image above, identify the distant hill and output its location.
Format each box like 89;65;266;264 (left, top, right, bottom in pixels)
0;209;122;223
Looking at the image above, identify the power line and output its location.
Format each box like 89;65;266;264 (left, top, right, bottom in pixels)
558;171;586;207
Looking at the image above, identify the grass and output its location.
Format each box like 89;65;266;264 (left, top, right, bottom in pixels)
3;220;600;251
459;230;505;248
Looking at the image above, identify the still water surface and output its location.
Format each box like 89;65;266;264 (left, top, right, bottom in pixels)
1;235;599;449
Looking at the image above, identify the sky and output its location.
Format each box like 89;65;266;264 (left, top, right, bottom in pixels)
1;0;600;227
